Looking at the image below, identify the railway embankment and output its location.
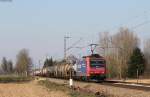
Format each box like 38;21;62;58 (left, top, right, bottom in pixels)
45;78;150;97
107;79;150;85
38;79;115;97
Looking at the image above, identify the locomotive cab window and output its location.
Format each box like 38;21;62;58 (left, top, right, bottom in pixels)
90;60;105;68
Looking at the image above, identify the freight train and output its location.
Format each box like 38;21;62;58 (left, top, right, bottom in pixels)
34;54;106;81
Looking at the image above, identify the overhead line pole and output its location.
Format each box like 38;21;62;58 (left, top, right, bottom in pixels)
64;36;71;60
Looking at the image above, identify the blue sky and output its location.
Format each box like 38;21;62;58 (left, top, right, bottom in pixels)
0;0;150;65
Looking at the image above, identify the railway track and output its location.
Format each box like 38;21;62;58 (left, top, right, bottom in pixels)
102;80;150;91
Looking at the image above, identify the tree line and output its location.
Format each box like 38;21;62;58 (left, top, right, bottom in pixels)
1;57;13;74
42;54;77;68
99;27;148;79
0;49;32;76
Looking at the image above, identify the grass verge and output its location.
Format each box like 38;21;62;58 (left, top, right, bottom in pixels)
38;80;110;97
0;75;33;83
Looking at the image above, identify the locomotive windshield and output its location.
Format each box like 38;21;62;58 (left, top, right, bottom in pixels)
90;60;105;68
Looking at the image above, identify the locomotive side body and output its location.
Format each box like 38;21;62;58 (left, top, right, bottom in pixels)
74;54;106;81
74;59;87;79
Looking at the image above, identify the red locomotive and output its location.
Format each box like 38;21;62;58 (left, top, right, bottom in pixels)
74;54;106;81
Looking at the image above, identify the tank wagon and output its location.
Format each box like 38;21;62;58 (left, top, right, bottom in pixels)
35;54;106;81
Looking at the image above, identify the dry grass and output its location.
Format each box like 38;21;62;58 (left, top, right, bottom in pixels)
48;78;150;97
0;79;69;97
125;79;150;84
38;79;99;97
109;78;150;84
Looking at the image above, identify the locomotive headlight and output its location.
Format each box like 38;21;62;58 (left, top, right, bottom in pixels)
90;71;94;74
101;71;105;74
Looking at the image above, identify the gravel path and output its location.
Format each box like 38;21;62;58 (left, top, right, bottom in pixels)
48;78;150;97
0;79;69;97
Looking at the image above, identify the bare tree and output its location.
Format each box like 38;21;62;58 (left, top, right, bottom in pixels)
1;57;8;73
112;28;139;78
99;32;114;78
15;49;32;76
144;39;150;77
98;32;110;56
99;27;139;79
7;60;13;73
